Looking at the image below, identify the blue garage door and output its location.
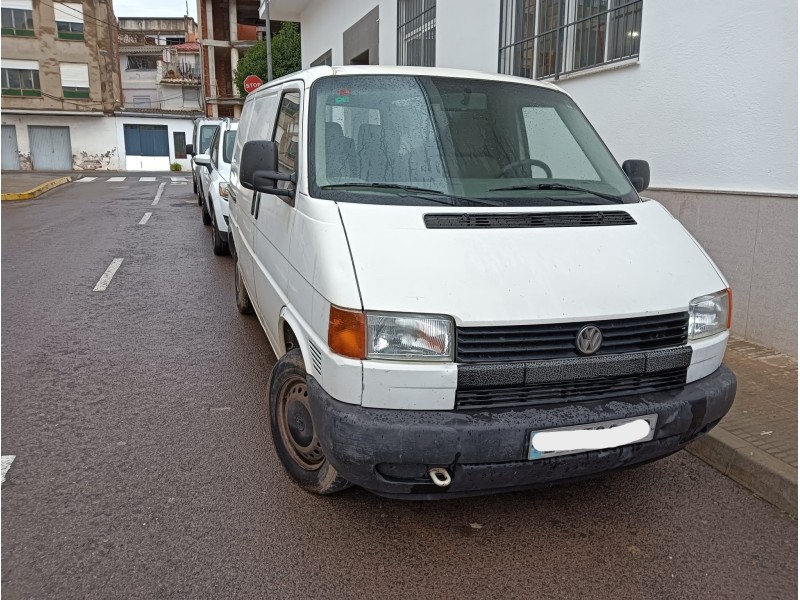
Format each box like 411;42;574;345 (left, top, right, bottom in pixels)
123;124;169;156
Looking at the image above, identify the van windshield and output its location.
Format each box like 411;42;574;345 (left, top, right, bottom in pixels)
199;125;217;154
309;75;638;206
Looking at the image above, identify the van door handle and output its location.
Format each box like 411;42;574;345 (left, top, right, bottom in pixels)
254;192;262;220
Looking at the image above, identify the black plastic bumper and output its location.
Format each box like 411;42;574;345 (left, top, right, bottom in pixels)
307;366;736;499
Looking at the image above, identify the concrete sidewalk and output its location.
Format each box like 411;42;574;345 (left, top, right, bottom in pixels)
1;172;73;199
688;336;797;516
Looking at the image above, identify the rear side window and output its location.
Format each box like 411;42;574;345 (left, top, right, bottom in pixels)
273;91;300;189
198;125;216;153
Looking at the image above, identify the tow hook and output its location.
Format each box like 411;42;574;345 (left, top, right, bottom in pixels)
428;467;452;487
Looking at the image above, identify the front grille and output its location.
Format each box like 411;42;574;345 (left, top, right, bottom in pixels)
424;211;636;229
456;312;689;363
455;367;687;410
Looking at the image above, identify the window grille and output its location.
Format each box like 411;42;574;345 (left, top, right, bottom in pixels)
499;0;642;80
397;0;436;67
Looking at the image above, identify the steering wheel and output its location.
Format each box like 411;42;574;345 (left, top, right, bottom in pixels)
499;158;553;179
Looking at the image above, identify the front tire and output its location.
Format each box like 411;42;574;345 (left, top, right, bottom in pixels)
234;251;254;314
268;349;351;495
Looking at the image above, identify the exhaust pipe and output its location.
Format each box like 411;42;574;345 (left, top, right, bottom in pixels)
428;467;452;487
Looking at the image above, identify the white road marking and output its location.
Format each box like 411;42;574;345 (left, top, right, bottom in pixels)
1;455;16;483
108;177;126;182
76;177;98;183
138;212;152;225
93;258;124;292
139;177;156;182
151;182;166;206
170;176;188;182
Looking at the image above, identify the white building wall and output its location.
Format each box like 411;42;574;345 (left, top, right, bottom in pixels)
299;0;396;68
0;114;122;170
550;0;798;195
115;115;195;171
435;0;499;73
0;114;195;172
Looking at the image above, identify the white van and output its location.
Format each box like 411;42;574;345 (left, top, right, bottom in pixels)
228;66;736;499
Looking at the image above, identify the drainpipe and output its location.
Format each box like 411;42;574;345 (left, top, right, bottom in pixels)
264;0;273;81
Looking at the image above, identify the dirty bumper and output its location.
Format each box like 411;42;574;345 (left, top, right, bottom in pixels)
307;366;737;499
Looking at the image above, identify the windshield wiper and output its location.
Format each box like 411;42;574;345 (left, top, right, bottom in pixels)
488;182;623;204
321;182;501;207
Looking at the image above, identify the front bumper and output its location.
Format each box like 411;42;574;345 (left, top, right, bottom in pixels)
307;366;737;499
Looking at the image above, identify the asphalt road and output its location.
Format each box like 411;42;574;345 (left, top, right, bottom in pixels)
1;175;796;599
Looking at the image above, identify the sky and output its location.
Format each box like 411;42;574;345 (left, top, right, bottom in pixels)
113;0;197;21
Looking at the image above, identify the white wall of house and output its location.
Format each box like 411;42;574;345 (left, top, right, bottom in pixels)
553;0;798;195
0;114;122;170
0;114;195;172
299;0;396;67
435;0;499;74
115;115;195;171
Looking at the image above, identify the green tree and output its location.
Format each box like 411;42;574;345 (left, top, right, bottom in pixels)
234;22;301;96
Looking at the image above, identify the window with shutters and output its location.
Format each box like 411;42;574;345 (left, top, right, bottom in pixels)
1;59;40;96
1;0;34;37
60;62;89;98
54;2;84;40
498;0;642;80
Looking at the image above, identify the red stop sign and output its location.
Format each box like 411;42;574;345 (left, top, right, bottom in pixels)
243;75;264;94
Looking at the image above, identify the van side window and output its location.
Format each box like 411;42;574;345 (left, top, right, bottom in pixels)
274;91;301;189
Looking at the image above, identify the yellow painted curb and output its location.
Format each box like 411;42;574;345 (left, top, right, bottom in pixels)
1;176;73;201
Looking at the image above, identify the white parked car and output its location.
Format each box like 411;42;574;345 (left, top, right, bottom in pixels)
187;117;222;203
228;65;736;499
194;120;238;255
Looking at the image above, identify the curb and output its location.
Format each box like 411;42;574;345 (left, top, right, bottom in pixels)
687;427;797;517
1;176;73;201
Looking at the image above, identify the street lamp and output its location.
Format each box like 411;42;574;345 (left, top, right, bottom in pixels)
260;0;273;81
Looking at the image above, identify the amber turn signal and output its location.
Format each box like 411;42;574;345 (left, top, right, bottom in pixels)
328;305;366;359
726;288;733;329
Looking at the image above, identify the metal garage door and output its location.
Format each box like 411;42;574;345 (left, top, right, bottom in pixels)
123;124;170;170
29;126;73;171
2;125;20;170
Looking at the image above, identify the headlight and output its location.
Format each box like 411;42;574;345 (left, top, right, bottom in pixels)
218;183;229;199
366;312;453;361
689;289;731;340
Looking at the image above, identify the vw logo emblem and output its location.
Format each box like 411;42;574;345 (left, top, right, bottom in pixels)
576;325;603;355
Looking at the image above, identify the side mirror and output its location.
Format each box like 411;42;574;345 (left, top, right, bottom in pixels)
186;143;194;156
240;140;296;198
194;153;211;168
622;159;650;192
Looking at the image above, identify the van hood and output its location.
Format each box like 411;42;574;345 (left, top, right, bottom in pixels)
337;200;726;326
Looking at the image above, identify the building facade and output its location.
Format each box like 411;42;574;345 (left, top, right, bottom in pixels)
1;0;121;169
117;17;202;112
1;2;200;171
264;0;798;356
195;0;263;118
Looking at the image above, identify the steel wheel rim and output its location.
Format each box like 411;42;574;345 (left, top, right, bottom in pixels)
276;376;324;471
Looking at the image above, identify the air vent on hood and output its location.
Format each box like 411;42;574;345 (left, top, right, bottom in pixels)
423;211;636;229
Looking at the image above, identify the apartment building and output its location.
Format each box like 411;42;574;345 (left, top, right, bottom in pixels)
117;16;202;112
1;2;199;171
261;0;797;356
1;0;121;169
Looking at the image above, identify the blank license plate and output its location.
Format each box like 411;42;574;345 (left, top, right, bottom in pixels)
528;414;658;460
